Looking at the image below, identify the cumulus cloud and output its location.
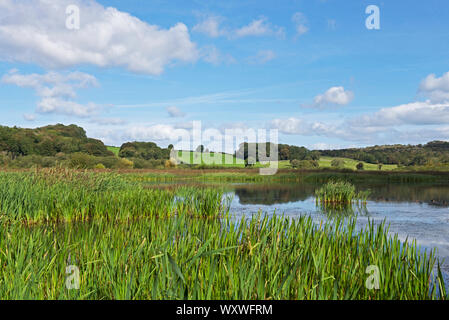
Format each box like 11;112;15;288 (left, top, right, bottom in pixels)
292;12;309;36
122;124;185;141
419;71;449;103
0;0;198;74
270;116;400;144
166;106;186;118
306;86;354;108
350;101;449;127
2;69;100;117
193;15;284;39
310;142;343;150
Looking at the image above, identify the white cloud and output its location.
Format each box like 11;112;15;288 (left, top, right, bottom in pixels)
90;118;127;126
350;101;449;127
166;106;186;118
271;97;449;144
234;17;285;39
2;69;100;117
23;113;36;121
419;71;449;103
327;19;337;30
200;45;236;65
0;0;198;74
122;124;183;141
292;12;309;36
248;50;276;64
192;16;225;38
310;142;344;150
193;15;284;39
307;86;354;108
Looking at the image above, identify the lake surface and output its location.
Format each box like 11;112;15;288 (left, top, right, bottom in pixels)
149;179;449;283
226;182;449;281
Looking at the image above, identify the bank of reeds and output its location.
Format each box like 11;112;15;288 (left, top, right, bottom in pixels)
0;214;446;299
315;180;370;206
0;169;230;223
0;169;446;300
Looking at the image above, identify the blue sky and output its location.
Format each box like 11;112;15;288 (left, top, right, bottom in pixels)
0;0;449;150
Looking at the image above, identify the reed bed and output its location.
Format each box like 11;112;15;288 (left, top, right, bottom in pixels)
0;214;446;300
315;180;370;205
0;169;446;300
0;169;230;223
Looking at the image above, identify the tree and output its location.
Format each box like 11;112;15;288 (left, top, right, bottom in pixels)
196;145;205;153
280;147;290;160
291;159;319;169
356;162;364;170
290;159;301;168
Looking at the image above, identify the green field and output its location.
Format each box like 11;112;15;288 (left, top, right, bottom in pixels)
107;146;120;156
174;150;398;171
317;156;398;171
175;150;247;167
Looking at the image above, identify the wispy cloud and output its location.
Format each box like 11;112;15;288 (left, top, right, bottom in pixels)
247;50;276;64
193;15;285;39
166;106;186;118
116;88;299;109
292;12;309;36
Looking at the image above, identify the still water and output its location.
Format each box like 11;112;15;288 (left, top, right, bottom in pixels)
228;182;449;278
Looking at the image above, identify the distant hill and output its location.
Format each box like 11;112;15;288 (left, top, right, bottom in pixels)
318;141;449;166
0;124;114;158
1;123;449;169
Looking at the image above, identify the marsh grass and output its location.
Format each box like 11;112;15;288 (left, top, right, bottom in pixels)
315;181;370;206
0;214;446;299
0;169;446;300
0;169;230;223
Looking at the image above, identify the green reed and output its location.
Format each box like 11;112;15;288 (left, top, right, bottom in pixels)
315;180;370;205
0;169;229;223
0;169;446;300
0;214;446;300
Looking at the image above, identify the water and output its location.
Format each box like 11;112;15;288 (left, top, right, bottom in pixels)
148;180;449;284
227;182;449;282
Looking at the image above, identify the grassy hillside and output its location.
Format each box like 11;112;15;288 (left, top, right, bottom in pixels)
175;150;246;167
175;151;397;171
317;156;398;171
107;146;120;156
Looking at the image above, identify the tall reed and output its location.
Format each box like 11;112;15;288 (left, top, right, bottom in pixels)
315;180;370;205
0;214;445;299
0;169;230;223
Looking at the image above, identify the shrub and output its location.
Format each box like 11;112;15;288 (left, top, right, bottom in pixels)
95;163;106;169
290;159;301;168
164;158;177;168
115;158;134;169
69;153;97;169
356;162;364;170
331;159;345;168
291;159;319;169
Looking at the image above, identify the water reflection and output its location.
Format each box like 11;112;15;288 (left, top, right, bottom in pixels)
317;202;370;216
233;182;449;208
